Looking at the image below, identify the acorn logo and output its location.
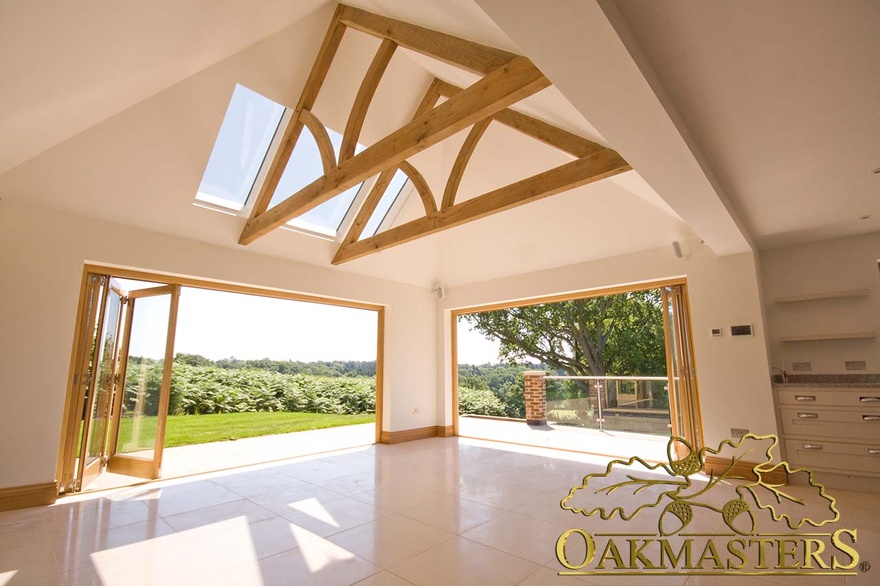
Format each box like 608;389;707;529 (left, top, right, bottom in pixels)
555;434;864;577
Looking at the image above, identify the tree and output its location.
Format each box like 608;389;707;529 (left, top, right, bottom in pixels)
462;290;667;378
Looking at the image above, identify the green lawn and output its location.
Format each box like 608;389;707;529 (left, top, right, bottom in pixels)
116;412;375;450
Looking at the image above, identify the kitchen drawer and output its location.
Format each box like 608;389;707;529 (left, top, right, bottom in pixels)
776;388;880;408
784;438;880;477
779;407;880;441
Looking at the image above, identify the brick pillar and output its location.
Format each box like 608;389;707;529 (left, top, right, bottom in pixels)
523;371;547;426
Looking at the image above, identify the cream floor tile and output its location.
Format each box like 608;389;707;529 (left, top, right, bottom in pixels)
161;498;277;537
318;472;386;495
281;496;391;537
189;516;322;571
44;499;156;536
390;536;541;586
482;451;552;470
5;575;63;586
50;518;182;572
520;490;590;528
0;507;44;529
246;482;345;516
458;478;543;510
350;481;446;513
276;459;360;483
58;565;103;586
85;538;216;586
462;512;565;566
209;471;306;499
353;570;415;585
517;566;595;585
223;539;379;586
0;513;49;550
0;540;59;583
327;515;453;568
399;495;506;534
321;453;384;475
142;481;242;517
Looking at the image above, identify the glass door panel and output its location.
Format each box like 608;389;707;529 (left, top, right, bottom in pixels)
68;274;107;492
80;286;124;488
662;284;703;456
108;284;180;479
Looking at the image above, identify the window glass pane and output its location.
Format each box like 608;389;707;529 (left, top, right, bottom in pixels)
361;169;409;239
270;127;364;233
197;85;284;208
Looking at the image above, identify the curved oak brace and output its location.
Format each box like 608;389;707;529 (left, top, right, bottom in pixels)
248;10;346;219
338;79;444;248
339;38;397;164
433;79;605;159
342;168;396;246
333;148;632;264
399;161;437;215
442;117;492;210
299;109;337;175
240;55;549;245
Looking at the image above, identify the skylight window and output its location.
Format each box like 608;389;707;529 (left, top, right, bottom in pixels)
361;169;409;239
195;84;395;241
196;85;284;209
268;128;365;236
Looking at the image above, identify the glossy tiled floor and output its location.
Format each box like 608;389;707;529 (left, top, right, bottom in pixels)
458;416;669;462
88;424;376;491
1;437;878;585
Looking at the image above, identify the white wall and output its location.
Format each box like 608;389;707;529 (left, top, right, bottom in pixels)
438;241;777;449
0;202;436;489
760;232;880;375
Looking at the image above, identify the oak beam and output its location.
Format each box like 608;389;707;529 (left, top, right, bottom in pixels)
299;109;336;175
345;169;397;245
337;4;516;76
332;148;632;264
339;38;397;163
434;79;605;158
248;9;347;218
338;80;442;247
240;55;549;245
442;117;491;209
399;161;437;215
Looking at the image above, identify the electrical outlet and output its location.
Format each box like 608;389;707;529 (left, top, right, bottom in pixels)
730;428;749;439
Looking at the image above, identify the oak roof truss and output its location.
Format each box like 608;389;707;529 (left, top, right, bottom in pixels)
238;4;632;263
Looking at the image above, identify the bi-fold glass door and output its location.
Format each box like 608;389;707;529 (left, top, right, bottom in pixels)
107;284;180;479
661;283;703;457
61;274;180;492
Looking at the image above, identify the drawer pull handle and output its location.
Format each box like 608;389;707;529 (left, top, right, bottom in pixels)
863;415;880;421
797;413;819;419
795;395;816;401
802;444;823;450
860;396;880;403
869;449;880;455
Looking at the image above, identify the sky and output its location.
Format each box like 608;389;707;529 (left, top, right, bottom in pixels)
122;282;501;364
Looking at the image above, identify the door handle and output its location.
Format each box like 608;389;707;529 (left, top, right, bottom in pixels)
863;415;880;421
797;413;819;419
860;396;880;403
869;449;880;455
795;395;816;401
802;443;823;450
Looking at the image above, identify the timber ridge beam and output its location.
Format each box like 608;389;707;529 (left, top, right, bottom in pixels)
238;4;631;262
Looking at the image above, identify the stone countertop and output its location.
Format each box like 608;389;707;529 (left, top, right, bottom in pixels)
772;382;880;389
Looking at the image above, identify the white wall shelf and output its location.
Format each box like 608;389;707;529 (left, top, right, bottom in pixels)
774;288;870;304
780;331;878;343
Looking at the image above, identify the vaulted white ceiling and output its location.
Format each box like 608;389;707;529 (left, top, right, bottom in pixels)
1;0;875;287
